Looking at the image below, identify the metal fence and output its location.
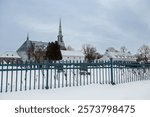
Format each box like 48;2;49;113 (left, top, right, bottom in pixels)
0;59;150;93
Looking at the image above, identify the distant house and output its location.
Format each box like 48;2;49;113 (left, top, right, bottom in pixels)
61;50;84;61
0;51;21;63
100;51;136;61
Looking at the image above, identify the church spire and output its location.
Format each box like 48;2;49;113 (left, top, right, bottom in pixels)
57;18;66;50
27;33;29;41
59;18;62;36
58;18;63;41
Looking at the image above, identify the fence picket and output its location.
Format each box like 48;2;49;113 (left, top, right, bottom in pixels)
0;61;3;92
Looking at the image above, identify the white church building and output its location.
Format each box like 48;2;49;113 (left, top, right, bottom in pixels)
61;50;84;61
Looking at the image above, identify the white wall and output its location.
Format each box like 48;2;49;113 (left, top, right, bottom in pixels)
62;55;84;61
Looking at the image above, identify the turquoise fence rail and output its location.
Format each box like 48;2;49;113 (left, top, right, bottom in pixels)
0;59;150;93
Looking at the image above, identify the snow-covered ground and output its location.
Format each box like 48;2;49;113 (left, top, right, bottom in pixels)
0;80;150;100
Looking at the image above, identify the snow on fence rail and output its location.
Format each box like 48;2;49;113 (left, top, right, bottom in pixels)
0;59;150;93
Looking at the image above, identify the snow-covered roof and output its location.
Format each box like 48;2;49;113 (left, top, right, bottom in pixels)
106;51;132;57
106;52;135;58
0;51;21;59
61;50;84;57
99;55;110;61
102;51;137;61
17;39;49;52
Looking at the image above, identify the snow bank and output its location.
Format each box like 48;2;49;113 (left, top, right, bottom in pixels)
0;80;150;100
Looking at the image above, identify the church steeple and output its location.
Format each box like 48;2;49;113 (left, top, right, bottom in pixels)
27;33;29;41
57;18;66;50
58;18;63;42
59;18;62;36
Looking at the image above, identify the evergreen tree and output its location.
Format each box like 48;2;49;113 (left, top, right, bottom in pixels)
46;42;52;60
54;41;62;60
46;41;62;61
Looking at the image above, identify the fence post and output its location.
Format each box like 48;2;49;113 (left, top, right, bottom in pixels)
45;61;49;89
110;58;115;85
0;61;4;93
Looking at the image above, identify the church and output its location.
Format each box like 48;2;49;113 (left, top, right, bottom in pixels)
17;19;84;62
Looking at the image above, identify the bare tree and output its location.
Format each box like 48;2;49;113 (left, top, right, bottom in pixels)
120;46;127;53
137;45;150;62
27;43;34;61
138;45;150;56
27;44;46;63
82;44;98;61
95;52;103;59
34;48;46;63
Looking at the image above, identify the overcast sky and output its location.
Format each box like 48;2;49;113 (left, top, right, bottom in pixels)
0;0;150;54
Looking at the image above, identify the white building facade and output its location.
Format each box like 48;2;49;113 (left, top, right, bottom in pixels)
61;50;84;61
100;51;136;61
0;51;21;63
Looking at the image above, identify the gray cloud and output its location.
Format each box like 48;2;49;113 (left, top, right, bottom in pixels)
0;0;150;53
